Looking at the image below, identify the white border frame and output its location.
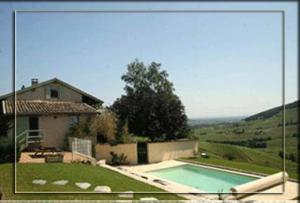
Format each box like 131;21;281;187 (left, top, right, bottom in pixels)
13;9;286;195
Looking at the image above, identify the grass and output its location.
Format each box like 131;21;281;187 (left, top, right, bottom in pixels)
184;141;298;179
189;104;299;180
0;163;184;200
182;157;280;176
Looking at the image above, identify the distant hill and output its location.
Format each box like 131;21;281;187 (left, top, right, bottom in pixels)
188;116;245;127
244;100;299;121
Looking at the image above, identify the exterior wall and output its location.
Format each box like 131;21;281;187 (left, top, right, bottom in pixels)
7;82;82;102
95;140;198;165
9;87;45;101
95;143;138;165
39;115;73;148
147;140;198;163
39;114;93;148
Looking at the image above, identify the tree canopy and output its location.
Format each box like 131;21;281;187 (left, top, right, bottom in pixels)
111;60;189;141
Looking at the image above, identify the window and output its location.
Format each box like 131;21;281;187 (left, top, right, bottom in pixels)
71;116;79;124
50;88;59;98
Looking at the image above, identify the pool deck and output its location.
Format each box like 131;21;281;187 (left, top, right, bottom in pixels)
113;160;299;201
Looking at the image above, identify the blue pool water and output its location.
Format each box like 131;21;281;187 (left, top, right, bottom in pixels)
147;164;258;193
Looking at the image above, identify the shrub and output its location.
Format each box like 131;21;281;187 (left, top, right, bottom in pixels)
207;138;267;148
135;136;151;143
91;110;118;143
288;153;296;162
0;137;16;163
71;159;92;165
0;116;13;138
65;110;119;144
110;152;128;165
223;153;235;160
232;128;245;134
117;120;136;143
278;150;283;158
278;150;289;160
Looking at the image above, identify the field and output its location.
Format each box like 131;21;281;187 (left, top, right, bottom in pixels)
0;163;183;200
188;101;299;179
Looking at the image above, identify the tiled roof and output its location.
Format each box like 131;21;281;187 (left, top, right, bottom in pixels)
2;100;98;115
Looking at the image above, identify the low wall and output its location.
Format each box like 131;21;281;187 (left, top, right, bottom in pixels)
95;140;198;165
95;143;138;164
147;140;198;163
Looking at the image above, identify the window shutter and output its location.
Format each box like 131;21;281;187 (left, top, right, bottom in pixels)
45;86;50;99
58;86;63;99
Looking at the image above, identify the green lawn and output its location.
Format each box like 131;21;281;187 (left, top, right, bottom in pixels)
0;163;184;200
189;106;298;180
183;141;298;179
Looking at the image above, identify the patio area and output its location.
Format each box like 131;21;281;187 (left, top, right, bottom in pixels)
19;152;94;163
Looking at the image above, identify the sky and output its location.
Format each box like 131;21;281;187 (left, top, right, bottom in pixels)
0;2;298;118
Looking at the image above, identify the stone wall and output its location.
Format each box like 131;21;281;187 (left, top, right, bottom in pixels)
147;140;198;163
95;143;138;164
95;140;198;165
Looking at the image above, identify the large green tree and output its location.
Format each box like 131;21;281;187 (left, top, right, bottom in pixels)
111;60;189;141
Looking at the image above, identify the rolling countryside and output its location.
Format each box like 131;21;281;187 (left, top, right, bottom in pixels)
188;100;299;179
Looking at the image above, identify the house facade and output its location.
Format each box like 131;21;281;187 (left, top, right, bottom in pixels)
0;78;103;149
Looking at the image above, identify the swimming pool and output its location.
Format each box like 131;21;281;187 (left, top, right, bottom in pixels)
147;164;258;193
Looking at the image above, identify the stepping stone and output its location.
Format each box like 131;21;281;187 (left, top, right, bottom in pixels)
94;185;111;193
118;191;134;198
52;180;68;185
140;197;158;202
32;179;47;185
75;182;91;190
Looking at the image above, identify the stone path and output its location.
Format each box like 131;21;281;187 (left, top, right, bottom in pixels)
94;186;111;193
52;180;68;185
31;179;114;195
32;179;47;185
75;182;91;190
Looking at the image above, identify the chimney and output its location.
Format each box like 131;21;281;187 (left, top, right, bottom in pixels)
31;78;38;85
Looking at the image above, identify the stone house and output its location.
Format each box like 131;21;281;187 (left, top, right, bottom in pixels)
0;78;103;150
